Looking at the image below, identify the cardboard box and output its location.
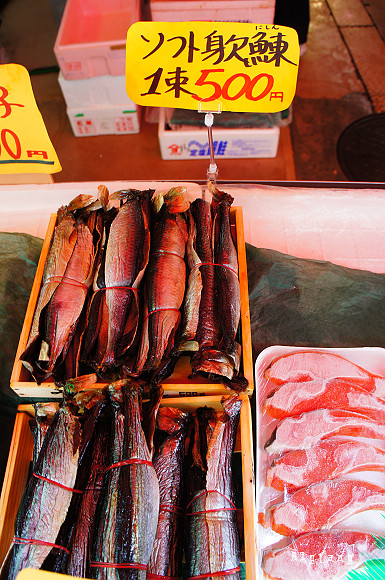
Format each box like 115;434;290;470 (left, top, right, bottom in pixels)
0;394;256;580
54;0;141;80
150;0;275;23
158;108;280;160
10;196;253;399
67;104;141;136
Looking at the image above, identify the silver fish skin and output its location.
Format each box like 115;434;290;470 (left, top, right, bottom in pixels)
185;395;242;580
92;381;160;580
6;401;81;580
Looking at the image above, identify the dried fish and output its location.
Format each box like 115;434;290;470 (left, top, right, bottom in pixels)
185;395;242;580
3;389;82;580
82;189;152;374
91;380;159;579
147;406;190;580
136;188;189;376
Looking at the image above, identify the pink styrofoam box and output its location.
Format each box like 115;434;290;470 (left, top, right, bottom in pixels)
54;0;141;80
67;104;141;136
58;73;137;110
222;184;385;273
254;345;385;572
150;0;275;23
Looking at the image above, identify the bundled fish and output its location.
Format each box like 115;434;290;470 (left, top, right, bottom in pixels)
147;406;190;580
31;402;59;468
20;187;108;383
185;395;242;580
81;188;152;375
91;380;159;579
135;188;189;378
66;400;111;578
187;182;245;390
2;385;83;579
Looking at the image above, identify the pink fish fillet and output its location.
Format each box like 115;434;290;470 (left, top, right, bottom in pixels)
266;437;385;492
264;350;385;398
263;377;385;421
263;530;379;580
265;409;385;455
261;479;385;536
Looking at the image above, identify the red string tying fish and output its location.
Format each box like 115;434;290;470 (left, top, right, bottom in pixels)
190;262;238;277
159;503;184;516
46;274;89;291
32;472;83;494
187;566;241;579
106;458;153;471
90;562;147;569
142;308;182;324
186;489;237;515
13;537;69;554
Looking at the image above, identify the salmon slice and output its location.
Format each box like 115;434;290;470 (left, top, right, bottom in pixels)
262;479;385;536
265;350;385;398
262;530;379;580
266;438;385;492
265;409;385;455
263;377;385;421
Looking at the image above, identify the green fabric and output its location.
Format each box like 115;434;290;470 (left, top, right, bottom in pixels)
0;232;43;409
246;243;385;360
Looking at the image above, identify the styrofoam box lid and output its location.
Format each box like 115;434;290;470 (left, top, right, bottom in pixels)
58;72;136;109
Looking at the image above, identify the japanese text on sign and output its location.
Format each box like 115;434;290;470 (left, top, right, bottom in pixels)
0;63;61;174
126;22;299;113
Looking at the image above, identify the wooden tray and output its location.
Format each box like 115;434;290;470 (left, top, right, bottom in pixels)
0;394;256;580
10;206;254;399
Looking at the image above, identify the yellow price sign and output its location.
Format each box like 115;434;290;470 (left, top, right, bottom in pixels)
0;63;61;174
16;570;84;579
126;21;299;113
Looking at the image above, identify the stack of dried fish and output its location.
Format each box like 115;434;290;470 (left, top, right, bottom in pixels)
147;406;190;580
2;384;243;579
182;182;245;390
81;189;152;376
185;395;242;580
20;187;108;383
20;182;247;392
1;378;105;579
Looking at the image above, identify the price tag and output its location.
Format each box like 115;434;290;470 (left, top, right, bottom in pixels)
0;63;61;174
126;21;299;113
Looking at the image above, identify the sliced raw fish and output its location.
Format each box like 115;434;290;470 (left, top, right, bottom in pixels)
263;377;385;421
265;350;385;398
262;530;379;580
265;409;385;455
262;479;385;536
266;438;385;492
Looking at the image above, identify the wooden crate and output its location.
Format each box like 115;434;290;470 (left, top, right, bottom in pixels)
0;394;256;580
10;206;253;399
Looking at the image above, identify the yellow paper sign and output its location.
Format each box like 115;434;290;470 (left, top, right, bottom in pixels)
126;21;299;113
0;64;61;174
16;570;84;579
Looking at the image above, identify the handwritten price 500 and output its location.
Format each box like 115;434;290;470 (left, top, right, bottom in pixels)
192;69;274;102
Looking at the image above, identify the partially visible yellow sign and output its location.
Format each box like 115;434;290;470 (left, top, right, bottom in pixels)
126;21;299;113
0;64;61;174
16;569;84;579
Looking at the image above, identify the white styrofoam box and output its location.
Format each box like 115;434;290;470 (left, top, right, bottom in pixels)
54;0;141;80
221;183;385;273
67;105;140;137
151;0;275;23
158;108;279;159
254;345;385;578
58;73;137;110
0;181;203;239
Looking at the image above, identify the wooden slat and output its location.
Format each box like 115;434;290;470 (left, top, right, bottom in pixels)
0;412;33;563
